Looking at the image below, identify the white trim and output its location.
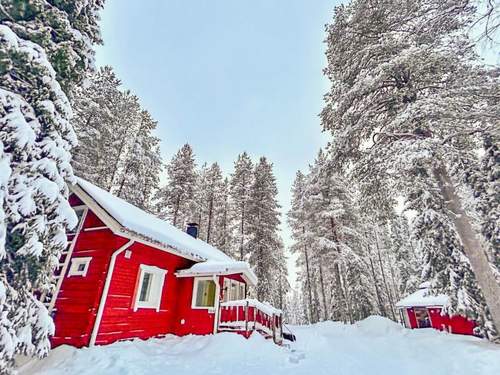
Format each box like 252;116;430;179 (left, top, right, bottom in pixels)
48;206;88;313
176;269;257;287
191;277;217;310
213;275;221;334
83;226;109;232
402;308;411;329
71;184;203;262
133;264;167;312
68;257;92;277
89;240;134;346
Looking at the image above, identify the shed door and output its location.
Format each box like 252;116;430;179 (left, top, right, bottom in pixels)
414;308;431;328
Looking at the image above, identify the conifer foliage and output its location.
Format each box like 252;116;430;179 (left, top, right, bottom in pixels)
155;144;196;227
158;147;288;305
321;0;500;339
246;157;282;302
71;66;162;212
287;151;408;324
0;0;104;371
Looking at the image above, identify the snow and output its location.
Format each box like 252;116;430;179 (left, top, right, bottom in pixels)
19;316;500;375
176;261;258;285
76;177;232;263
396;283;449;308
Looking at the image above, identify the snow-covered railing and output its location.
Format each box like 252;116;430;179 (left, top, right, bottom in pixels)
218;299;283;344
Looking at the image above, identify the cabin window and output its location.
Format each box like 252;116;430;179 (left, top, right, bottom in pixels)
68;206;87;235
134;265;167;311
222;278;246;302
68;257;92;277
192;278;217;309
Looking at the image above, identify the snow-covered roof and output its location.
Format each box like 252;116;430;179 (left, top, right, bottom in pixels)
395;283;449;308
176;261;258;286
74;178;233;263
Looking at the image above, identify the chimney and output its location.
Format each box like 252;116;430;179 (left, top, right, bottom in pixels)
186;223;199;239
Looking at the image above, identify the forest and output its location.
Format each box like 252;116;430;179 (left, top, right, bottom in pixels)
0;0;498;374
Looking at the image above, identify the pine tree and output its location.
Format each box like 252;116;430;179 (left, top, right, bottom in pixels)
272;238;289;311
211;177;233;254
229;152;253;260
322;0;500;337
288;170;315;323
0;0;103;371
196;163;224;244
72;67;161;211
246;157;281;302
112;110;162;211
107;90;143;194
306;151;376;323
408;171;498;339
72;66;123;187
389;214;420;297
156;144;197;229
465;133;500;278
284;287;307;325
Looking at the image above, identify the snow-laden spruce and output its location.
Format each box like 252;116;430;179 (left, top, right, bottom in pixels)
155;144;197;227
72;67;162;212
0;1;103;372
229;152;254;261
287;150;407;324
321;0;500;340
246;157;287;304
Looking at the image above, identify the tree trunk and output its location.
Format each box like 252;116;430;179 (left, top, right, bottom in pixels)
303;229;314;324
172;194;181;227
318;260;329;321
339;264;353;323
206;195;214;244
368;252;387;317
374;229;397;321
239;202;245;261
433;165;500;334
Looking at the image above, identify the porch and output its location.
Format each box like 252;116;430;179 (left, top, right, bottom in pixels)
217;299;283;344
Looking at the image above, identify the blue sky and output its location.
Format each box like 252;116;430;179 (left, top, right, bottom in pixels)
96;0;338;283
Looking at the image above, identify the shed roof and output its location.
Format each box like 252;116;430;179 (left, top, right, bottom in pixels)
395;282;449;308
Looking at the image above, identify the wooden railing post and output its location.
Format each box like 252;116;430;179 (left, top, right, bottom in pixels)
245;300;249;334
272;313;276;343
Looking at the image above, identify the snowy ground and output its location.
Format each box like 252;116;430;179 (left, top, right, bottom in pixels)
19;316;500;375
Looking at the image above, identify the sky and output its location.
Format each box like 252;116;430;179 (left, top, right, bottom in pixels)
95;0;338;285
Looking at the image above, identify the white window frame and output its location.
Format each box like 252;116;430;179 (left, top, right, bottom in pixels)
133;264;167;312
191;277;217;310
68;257;92;277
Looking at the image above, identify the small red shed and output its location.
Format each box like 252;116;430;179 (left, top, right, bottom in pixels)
41;178;283;348
396;282;476;336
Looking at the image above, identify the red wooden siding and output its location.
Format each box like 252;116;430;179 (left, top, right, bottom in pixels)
95;242;200;345
52;193;251;348
403;307;476;336
51;209;128;348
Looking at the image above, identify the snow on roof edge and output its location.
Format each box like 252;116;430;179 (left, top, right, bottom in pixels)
395;286;449;308
73;177;234;264
176;261;258;286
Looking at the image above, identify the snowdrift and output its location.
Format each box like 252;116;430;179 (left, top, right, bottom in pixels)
19;316;500;375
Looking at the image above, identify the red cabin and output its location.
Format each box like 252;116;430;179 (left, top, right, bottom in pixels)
396;282;476;336
41;178;283;348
